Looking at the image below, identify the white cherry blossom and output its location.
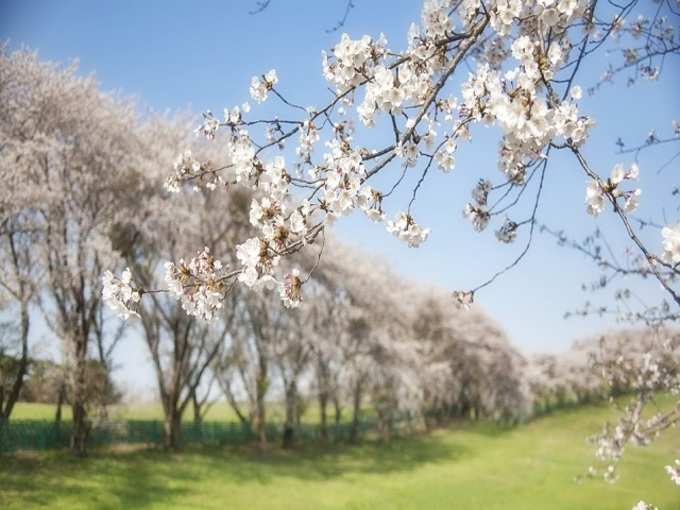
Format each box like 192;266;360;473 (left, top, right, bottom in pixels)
249;69;278;103
585;180;605;216
661;224;680;264
386;212;430;247
102;268;140;320
666;459;680;486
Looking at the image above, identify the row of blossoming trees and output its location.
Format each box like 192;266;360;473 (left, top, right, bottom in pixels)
0;46;534;453
0;45;647;453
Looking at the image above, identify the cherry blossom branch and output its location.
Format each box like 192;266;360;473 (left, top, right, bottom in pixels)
569;145;680;307
471;160;547;295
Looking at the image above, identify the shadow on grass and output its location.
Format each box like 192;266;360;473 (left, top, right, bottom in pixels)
0;446;191;509
442;419;519;438
216;432;470;483
0;433;471;508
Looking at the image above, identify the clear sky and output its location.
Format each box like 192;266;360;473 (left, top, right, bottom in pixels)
2;1;679;397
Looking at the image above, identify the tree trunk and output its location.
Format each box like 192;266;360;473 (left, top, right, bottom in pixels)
333;396;342;426
70;336;89;456
71;400;88;455
255;402;266;449
223;380;249;426
0;300;30;421
163;407;182;450
318;391;328;440
349;383;362;442
191;390;203;427
55;383;66;423
1;234;31;423
255;373;267;450
282;381;297;449
376;406;391;441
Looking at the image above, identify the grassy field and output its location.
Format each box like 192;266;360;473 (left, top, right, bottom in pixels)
1;400;679;509
9;401;349;424
11;402;245;422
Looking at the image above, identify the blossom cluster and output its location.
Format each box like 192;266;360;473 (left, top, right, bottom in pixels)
165;247;228;321
279;268;303;308
632;502;658;510
297;119;320;162
452;290;474;310
165;150;221;193
464;179;491;232
495;218;518;244
666;459;680;486
249;69;278;103
235;237;279;288
322;33;387;92
585;163;640;216
102;268;140;319
586;331;680;486
661;224;680;264
318;137;367;219
386;212;430;247
461;56;595;184
435;139;456;172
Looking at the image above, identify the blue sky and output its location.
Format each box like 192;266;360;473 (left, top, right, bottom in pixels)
3;1;679;396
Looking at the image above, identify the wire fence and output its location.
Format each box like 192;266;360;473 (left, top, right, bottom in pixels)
0;417;389;453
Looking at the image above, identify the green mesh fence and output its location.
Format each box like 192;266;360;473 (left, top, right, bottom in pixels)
0;416;392;453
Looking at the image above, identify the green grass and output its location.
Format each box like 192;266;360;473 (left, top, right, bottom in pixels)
10;401;366;424
10;403;73;421
10;402;241;422
2;400;679;509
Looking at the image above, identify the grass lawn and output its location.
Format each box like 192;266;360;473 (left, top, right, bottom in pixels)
1;399;679;509
10;402;241;422
9;401;359;424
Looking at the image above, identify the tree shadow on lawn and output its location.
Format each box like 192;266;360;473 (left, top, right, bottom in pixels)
0;446;191;509
213;432;470;483
442;419;519;438
0;431;472;504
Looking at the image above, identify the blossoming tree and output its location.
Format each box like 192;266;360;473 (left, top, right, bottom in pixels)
0;47;151;455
